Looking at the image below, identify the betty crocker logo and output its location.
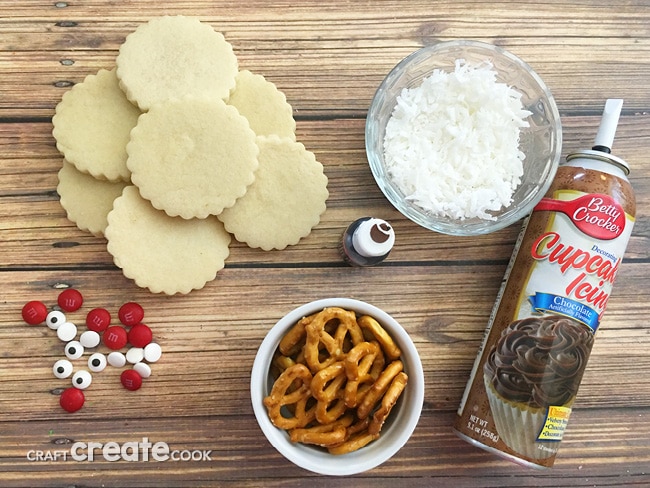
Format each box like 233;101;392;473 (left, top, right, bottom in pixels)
535;194;626;240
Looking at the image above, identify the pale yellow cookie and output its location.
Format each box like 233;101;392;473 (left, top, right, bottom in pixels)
52;68;140;182
57;160;129;236
116;16;238;110
105;186;231;295
218;135;328;251
227;70;296;140
126;97;259;219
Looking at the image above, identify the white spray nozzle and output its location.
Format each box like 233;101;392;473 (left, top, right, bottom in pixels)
593;98;623;153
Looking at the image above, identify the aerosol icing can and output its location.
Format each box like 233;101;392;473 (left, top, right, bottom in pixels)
453;99;636;468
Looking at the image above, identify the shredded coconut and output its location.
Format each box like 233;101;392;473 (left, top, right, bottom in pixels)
383;59;531;221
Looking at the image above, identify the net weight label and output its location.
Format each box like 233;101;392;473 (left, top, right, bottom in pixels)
467;414;500;443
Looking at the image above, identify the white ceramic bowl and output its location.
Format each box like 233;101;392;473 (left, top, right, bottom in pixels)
366;40;562;236
250;298;424;476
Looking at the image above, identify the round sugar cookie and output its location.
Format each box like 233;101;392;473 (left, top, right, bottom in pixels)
57;160;130;236
126;97;259;219
227;70;296;140
116;16;238;110
105;186;231;295
218;135;328;251
52;68;140;182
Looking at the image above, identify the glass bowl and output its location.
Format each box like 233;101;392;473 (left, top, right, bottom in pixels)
250;298;424;476
366;40;562;236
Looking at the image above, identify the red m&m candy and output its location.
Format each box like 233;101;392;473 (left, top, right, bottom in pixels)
60;387;85;413
121;369;143;391
103;326;128;350
86;308;111;332
22;300;48;325
58;289;84;312
118;302;144;326
128;324;152;348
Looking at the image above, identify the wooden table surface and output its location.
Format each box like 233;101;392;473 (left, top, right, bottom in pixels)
1;1;649;487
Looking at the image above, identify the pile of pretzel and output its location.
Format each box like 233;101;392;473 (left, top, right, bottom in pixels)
263;307;408;454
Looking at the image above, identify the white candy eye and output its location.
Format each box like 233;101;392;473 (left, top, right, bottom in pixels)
57;322;77;342
53;359;73;379
64;341;84;360
88;353;107;373
79;330;100;349
133;362;152;379
46;310;66;330
72;370;92;390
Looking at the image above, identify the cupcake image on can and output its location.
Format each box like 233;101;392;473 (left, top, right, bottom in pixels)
483;315;594;459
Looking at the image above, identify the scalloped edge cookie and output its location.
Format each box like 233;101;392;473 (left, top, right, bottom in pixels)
105;186;231;295
126;97;259;219
116;16;238;110
228;70;296;140
218;135;329;251
52;68;140;182
57;160;130;237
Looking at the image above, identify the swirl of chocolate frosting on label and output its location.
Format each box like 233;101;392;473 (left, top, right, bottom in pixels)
484;315;594;408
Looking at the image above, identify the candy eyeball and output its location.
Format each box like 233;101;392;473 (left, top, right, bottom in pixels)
72;370;92;390
53;359;74;379
88;353;107;373
64;341;84;360
46;310;66;330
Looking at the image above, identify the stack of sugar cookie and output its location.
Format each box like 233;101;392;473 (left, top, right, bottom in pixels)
53;16;329;295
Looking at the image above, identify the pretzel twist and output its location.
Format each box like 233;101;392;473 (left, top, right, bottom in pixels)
368;371;408;435
304;307;364;373
356;360;404;420
263;363;316;430
358;315;402;360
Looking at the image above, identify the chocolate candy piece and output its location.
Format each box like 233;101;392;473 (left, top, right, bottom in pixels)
57;322;77;342
58;288;83;312
133;362;152;378
103;325;128;350
22;300;48;325
128;324;152;348
107;351;127;368
60;387;85;412
121;369;143;391
118;302;144;327
80;330;101;349
86;308;111;332
143;342;162;363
